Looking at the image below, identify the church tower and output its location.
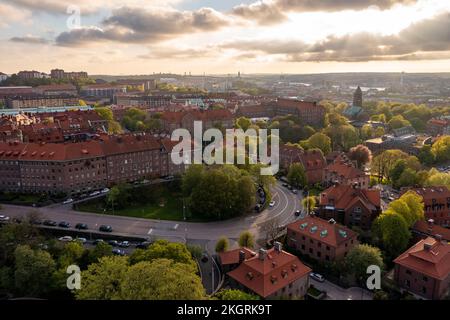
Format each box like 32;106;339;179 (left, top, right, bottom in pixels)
353;86;363;107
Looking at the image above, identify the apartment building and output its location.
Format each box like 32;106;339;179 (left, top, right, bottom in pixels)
286;215;358;263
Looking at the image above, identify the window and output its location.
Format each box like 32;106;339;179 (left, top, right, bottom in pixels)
406;270;412;275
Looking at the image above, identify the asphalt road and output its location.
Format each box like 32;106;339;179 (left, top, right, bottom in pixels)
0;182;304;243
310;278;373;300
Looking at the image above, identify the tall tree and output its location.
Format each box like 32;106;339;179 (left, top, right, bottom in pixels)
238;231;255;249
345;244;383;283
348;145;372;168
14;245;56;297
215;237;229;253
287;163;307;188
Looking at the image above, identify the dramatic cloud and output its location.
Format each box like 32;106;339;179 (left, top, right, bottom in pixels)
9;36;49;44
232;0;418;25
3;0;184;15
222;12;450;62
55;6;230;46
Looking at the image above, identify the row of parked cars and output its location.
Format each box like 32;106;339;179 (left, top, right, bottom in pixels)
39;219;114;233
62;188;110;205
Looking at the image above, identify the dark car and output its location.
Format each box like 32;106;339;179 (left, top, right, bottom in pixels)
108;240;119;247
75;223;88;230
59;221;70;228
136;241;151;249
93;239;104;245
112;248;126;256
282;183;289;188
99;225;113;232
295;210;301;217
201;253;209;263
43;220;57;227
30;219;42;225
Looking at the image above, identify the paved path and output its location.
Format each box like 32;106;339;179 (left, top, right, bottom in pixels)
310;279;373;300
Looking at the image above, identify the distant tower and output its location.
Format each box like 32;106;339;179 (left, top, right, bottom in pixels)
353;86;363;107
400;71;405;88
238;71;241;78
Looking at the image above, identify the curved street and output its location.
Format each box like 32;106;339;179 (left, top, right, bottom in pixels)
0;182;303;243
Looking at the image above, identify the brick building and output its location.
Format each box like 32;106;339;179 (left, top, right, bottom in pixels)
407;187;450;228
272;98;325;126
0;134;187;195
224;243;311;299
160;109;234;134
286;215;358;263
279;144;326;184
318;184;381;230
323;154;369;188
427;118;450;136
394;236;450;300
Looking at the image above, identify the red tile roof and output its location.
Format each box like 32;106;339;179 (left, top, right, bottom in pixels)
219;248;256;266
320;185;380;211
394;237;450;280
325;160;366;179
287;215;357;248
161;109;233;124
227;247;311;298
412;220;450;242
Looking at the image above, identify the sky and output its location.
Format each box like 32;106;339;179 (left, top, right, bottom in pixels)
0;0;450;75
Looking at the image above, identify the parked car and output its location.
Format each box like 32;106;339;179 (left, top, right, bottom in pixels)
119;241;130;248
43;220;57;227
108;240;119;247
59;221;70;228
254;204;262;212
89;191;100;197
63;198;74;205
269;201;276;207
93;239;104;245
58;236;73;242
201;253;209;263
101;188;110;194
295;210;301;217
310;273;325;282
0;215;10;222
136;241;151;249
74;237;87;243
292;189;298;194
112;249;126;256
75;223;88;230
282;183;289;188
30;219;42;225
99;225;113;232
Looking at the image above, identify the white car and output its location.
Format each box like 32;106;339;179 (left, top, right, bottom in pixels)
310;272;325;282
63;198;74;204
74;237;87;243
58;236;73;242
90;191;100;197
101;188;110;194
0;215;10;222
119;241;130;248
269;201;276;207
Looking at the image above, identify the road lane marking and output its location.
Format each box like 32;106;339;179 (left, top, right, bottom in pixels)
147;228;153;235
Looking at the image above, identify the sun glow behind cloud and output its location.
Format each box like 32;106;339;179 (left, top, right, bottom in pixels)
0;0;450;74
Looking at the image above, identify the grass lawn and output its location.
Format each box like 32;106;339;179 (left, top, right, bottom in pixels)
76;185;214;222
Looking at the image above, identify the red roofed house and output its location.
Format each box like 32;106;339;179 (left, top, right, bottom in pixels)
218;247;257;273
225;243;311;299
394;236;450;300
279;144;326;184
426;118;450;136
318;184;381;230
286;215;358;263
407;187;450;228
412;219;450;243
323;154;369;189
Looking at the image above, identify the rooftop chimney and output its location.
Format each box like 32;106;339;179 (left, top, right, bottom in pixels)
238;250;246;264
274;241;282;253
424;243;433;251
328;218;336;224
258;248;267;261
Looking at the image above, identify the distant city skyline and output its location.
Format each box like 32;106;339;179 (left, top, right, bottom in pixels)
1;0;450;74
